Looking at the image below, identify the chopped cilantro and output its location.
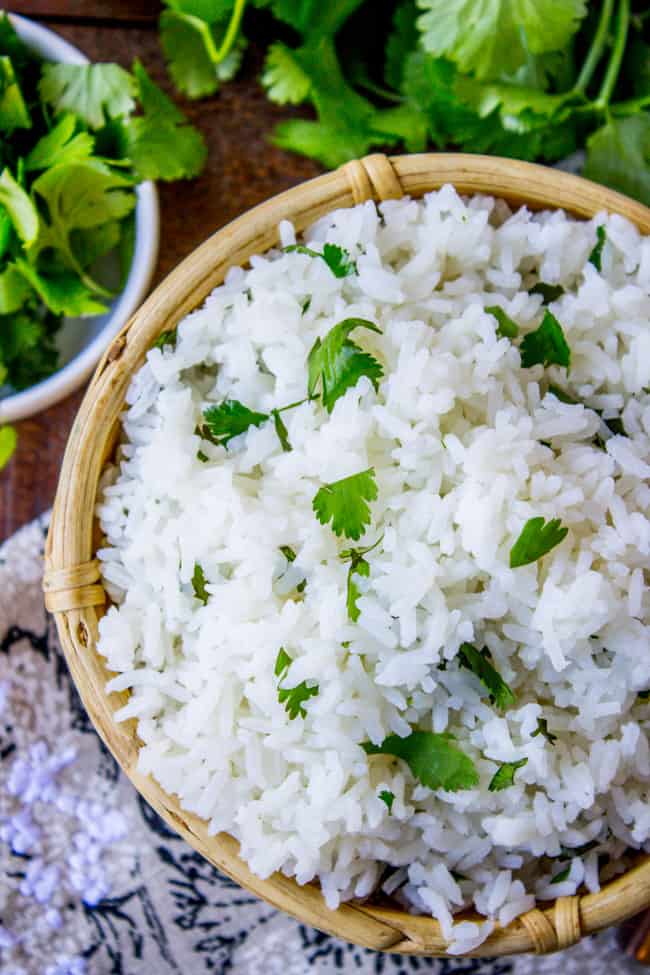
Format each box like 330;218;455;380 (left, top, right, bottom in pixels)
312;468;378;541
274;648;319;719
271;409;292;452
192;562;209;604
280;545;297;563
558;839;600;861
588;225;607;271
308;317;383;413
197;449;209;463
39;62;137;130
202;400;268;447
488;757;528;792
0;424;16;470
551;865;571;884
531;717;558;746
458;643;515;711
152;328;177;351
379;789;395;812
364;731;479;792
285;242;357;278
529;283;565;303
520;311;571;370
510;516;568;568
485;305;519;339
340;535;382;622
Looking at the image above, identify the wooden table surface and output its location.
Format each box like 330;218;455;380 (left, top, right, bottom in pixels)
0;1;321;542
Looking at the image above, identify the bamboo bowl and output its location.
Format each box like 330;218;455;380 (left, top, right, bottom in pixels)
45;153;650;958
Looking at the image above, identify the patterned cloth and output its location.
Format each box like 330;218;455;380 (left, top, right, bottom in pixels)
0;516;643;974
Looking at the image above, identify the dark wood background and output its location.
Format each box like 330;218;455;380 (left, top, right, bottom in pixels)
0;1;321;541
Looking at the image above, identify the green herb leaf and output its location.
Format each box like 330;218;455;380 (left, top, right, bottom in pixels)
345;554;370;622
584;116;650;208
0;55;30;133
12;259;107;317
202;399;269;447
416;0;587;81
588;225;607;271
0;424;17;470
0;264;31;314
24;114;94;171
520;311;570;369
531;716;558;746
39;63;137;129
551;865;571;884
312;468;378;541
363;731;479;792
271;409;292;452
122;60;207;181
308;317;383;413
192;562;209;604
280;545;297;563
458;643;516;710
0;168;38;245
274;647;319;719
510;516;568;568
558;838;599;860
285;242;356;278
152;328;178;350
379;789;395;812
530;282;565;303
486;304;519;339
488;757;528;792
262;41;311;104
160;8;245;99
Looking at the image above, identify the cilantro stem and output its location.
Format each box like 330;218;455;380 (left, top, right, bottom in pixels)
611;94;650;115
573;0;615;95
355;77;403;104
595;0;630;109
214;0;247;65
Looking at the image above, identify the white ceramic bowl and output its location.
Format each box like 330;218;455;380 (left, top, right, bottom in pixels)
0;15;160;424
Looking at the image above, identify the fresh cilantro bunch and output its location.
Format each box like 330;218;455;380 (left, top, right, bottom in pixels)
160;0;650;205
0;12;206;456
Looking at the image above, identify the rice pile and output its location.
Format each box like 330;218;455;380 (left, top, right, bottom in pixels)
96;186;650;954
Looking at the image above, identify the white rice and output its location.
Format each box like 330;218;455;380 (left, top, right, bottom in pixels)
96;186;650;954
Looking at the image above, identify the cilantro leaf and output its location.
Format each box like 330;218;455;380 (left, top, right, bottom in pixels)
363;731;479;792
0;424;16;470
285;242;356;278
529;282;564;303
458;643;515;711
0;264;31;314
416;0;587;81
39;63;137;129
12;259;107;317
0;55;30;133
584;116;650;207
160;7;245;99
122;60;207;181
152;328;177;350
510;516;568;568
192;562;209;604
24;114;94;171
486;305;519;339
262;42;311;104
379;789;395;812
558;839;599;861
588;225;607;271
340;536;382;622
488;757;528;792
202;399;269;447
271;409;291;452
551;865;571;884
385;0;419;90
280;545;296;562
531;716;558;745
0;168;38;245
274;647;319;719
308;317;383;413
520;310;571;369
312;468;378;541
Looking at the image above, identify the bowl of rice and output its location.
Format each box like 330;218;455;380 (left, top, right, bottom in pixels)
45;153;650;958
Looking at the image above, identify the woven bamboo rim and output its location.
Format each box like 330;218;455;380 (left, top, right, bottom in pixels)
45;153;650;957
